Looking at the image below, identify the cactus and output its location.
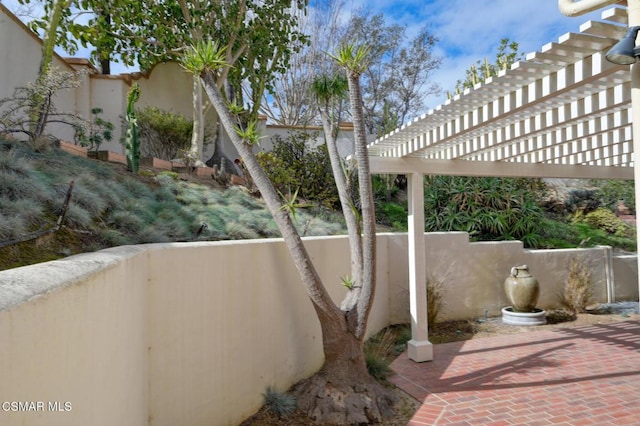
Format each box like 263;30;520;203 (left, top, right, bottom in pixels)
125;83;141;173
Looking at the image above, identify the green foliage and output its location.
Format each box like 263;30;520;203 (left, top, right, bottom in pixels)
364;351;391;381
180;40;227;75
257;132;339;208
376;202;407;231
262;387;297;418
0;140;346;270
423;176;545;247
234;120;261;146
537;217;636;252
564;188;600;214
225;222;260;240
580;208;634;237
559;257;593;314
590;179;635;214
75;108;113;151
341;275;355;290
125;84;140;173
363;325;412;381
134;107;194;161
448;38;524;98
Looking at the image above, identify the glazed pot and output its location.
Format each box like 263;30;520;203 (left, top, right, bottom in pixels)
504;265;540;312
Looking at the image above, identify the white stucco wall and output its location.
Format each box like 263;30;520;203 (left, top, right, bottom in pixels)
0;246;149;426
0;236;395;426
0;233;635;425
1;5;360;161
0;3;81;142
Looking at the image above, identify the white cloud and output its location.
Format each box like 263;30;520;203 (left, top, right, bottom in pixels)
328;0;610;107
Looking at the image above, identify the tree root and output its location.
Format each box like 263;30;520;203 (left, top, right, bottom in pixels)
293;373;398;425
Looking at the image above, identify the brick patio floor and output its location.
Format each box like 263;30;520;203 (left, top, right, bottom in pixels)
390;320;640;426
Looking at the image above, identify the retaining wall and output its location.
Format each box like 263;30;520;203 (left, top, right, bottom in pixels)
0;233;636;425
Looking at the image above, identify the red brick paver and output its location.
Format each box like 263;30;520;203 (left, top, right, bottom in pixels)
390;320;640;425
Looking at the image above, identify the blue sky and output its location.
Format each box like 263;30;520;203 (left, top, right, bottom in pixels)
2;0;611;109
341;0;606;107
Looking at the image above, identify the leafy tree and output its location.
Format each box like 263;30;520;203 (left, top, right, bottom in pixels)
448;38;524;98
341;11;441;135
8;0;74;149
18;0;307;164
260;0;346;125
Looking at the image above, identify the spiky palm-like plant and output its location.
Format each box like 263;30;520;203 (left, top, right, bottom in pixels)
185;40;396;424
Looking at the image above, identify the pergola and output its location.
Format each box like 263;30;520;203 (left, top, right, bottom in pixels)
367;6;637;362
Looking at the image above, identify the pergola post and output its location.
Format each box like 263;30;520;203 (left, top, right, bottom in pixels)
406;172;433;362
628;0;640;311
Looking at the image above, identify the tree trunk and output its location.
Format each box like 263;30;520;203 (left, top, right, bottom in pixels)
346;70;377;340
293;331;396;424
200;71;397;424
189;75;205;166
317;106;363;313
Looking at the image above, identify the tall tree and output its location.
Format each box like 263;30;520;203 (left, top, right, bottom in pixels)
185;37;397;423
260;0;345;125
339;10;441;135
19;0;307;164
261;6;442;135
18;0;73;149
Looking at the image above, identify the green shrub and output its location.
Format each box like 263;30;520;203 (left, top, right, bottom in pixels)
424;176;545;247
364;327;396;380
75;107;114;151
582;207;633;237
564;188;600;213
136;106;194;160
376;201;407;231
590;178;635;214
365;351;391;380
257;131;339;208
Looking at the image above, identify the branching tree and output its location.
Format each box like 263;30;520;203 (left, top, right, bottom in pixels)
184;36;397;422
262;5;441;135
260;0;345;125
0;69;88;148
18;0;307;165
338;10;442;135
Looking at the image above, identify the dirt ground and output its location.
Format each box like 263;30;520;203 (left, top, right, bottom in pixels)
240;305;640;425
429;305;639;344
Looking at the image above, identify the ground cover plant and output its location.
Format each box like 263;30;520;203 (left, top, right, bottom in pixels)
0;136;344;271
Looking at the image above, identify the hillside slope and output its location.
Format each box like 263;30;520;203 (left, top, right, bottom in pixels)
0;140;345;270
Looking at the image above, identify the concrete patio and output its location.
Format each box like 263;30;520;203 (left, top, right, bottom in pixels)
391;319;640;425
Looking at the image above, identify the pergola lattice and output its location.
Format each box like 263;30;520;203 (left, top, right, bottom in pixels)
369;7;632;180
366;7;636;362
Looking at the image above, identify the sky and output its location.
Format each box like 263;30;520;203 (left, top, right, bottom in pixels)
339;0;605;109
2;0;611;111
